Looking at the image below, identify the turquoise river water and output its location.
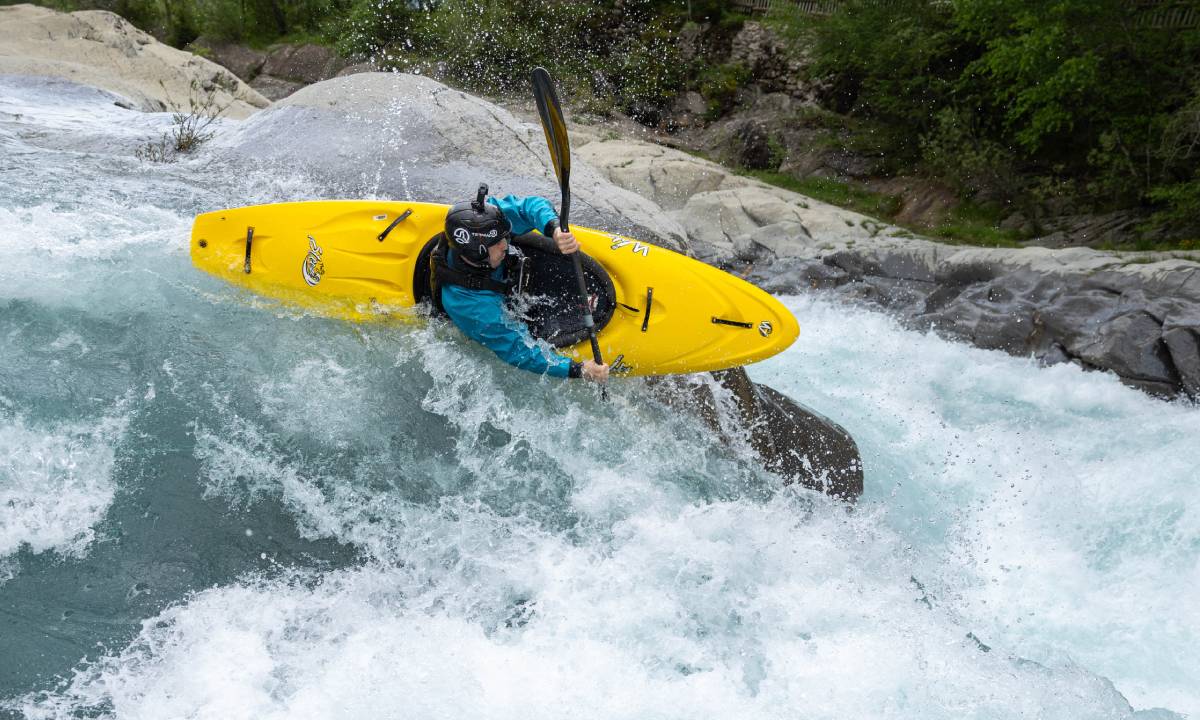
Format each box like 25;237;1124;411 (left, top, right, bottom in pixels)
1;76;1197;719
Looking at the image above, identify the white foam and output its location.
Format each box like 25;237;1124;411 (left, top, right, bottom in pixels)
749;295;1200;715
11;496;1147;720
0;412;127;561
257;358;372;449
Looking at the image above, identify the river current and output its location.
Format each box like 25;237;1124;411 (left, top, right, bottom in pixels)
1;76;1197;719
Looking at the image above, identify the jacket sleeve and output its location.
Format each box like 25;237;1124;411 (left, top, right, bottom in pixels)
489;195;559;237
441;285;574;378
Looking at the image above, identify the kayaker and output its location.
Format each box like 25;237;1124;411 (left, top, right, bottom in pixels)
431;184;610;383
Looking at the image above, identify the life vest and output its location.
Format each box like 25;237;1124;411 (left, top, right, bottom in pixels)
427;232;530;315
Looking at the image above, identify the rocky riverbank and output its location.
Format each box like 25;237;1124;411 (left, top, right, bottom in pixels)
573;136;1200;399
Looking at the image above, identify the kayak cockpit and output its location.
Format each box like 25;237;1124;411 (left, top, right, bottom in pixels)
413;232;616;348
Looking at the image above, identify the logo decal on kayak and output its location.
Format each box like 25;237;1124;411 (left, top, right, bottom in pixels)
758;321;773;337
302;235;326;286
609;236;650;257
610;354;634;375
452;227;471;245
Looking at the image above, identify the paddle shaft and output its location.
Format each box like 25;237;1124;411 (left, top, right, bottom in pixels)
556;191;604;365
531;67;604;370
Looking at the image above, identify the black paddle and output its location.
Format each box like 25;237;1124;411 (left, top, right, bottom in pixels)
531;67;607;389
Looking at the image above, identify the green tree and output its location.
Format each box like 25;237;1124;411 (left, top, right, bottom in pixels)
808;0;962;161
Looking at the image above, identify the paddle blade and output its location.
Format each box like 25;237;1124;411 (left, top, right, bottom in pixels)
530;67;571;186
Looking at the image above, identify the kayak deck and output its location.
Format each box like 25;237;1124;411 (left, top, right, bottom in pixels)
190;200;799;376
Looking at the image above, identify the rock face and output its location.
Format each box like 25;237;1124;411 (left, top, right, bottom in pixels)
729;22;814;101
0;4;268;118
580;134;1200;399
253;43;352;100
191;38;358;101
189;36;266;82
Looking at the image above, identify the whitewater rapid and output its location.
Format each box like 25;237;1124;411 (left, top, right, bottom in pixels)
1;76;1196;719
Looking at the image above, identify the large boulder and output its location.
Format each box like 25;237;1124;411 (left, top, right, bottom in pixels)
249;43;353;101
0;4;268;118
261;43;348;85
649;368;863;500
578;136;904;257
188;36;267;81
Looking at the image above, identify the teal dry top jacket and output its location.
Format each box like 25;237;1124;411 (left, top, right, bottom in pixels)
440;194;578;378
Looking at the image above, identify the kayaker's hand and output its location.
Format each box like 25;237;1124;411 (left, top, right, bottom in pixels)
554;226;579;254
581;360;609;383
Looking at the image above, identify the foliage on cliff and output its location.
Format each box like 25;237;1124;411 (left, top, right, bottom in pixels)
786;0;1200;241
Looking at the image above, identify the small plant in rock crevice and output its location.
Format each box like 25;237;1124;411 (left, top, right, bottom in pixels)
136;80;227;163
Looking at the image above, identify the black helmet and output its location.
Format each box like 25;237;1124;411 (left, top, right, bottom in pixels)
444;184;511;267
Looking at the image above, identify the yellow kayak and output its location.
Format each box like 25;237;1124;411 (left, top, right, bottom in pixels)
190;200;798;376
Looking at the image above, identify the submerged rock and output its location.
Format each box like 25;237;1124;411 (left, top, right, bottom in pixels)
714;368;862;501
650;369;863;501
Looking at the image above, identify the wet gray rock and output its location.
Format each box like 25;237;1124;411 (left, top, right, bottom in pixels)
261;43;347;84
919;271;1053;353
248;73;303;101
653;368;864;501
732;118;776;170
738;240;1200;398
189;37;266;81
1074;312;1179;395
727;372;863;501
1163;315;1200;396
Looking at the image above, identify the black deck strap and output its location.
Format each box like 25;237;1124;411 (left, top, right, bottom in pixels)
642;287;654;332
243;226;254;274
377;209;413;242
712;317;753;329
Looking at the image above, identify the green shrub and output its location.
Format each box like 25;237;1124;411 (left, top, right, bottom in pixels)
334;0;420;61
398;0;601;93
808;0;958;158
920;107;1017;202
1148;180;1200;238
606;23;688;123
192;0;248;41
698;62;749;120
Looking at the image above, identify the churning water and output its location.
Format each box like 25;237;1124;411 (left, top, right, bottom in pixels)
1;76;1197;719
